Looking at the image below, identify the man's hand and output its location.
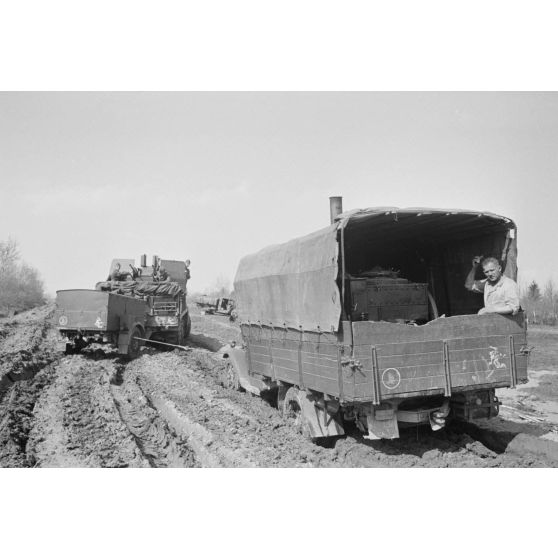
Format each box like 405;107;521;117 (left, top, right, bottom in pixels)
466;256;483;291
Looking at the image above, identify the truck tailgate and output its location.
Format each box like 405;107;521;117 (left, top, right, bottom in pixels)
55;289;113;330
348;313;528;402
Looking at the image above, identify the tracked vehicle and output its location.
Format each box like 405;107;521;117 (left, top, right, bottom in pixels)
222;197;530;440
54;256;191;358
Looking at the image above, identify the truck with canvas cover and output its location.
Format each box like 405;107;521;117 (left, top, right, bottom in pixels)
54;255;191;359
224;198;530;440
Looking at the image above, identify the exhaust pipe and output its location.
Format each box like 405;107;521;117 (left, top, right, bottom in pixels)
329;196;343;224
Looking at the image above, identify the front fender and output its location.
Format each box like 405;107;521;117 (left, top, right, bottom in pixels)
219;344;248;374
219;344;269;395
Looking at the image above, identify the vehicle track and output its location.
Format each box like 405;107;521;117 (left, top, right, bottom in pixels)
127;350;325;467
0;306;61;467
27;356;149;467
108;361;198;467
0;305;58;402
0;306;199;467
26;352;202;468
2;306;557;467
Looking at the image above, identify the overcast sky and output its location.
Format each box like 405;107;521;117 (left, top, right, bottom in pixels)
1;92;557;296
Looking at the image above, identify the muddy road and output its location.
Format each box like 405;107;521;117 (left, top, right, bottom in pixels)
1;306;557;467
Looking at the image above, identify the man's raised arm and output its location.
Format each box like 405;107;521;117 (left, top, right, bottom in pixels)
465;256;482;291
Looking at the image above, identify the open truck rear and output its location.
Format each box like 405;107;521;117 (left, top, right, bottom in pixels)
224;199;530;440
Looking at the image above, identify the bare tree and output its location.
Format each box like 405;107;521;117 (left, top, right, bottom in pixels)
0;238;19;275
527;280;541;301
0;238;45;315
543;279;558;325
208;274;232;298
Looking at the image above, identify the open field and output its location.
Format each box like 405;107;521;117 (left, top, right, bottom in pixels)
527;325;558;371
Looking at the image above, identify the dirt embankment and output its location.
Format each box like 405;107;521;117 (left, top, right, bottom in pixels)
1;306;557;467
0;305;60;467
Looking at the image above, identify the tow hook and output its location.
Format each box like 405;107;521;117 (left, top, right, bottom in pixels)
429;399;450;431
341;358;362;373
519;345;534;356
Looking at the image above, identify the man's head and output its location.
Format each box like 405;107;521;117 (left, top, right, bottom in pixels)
185;259;190;267
481;257;502;283
115;263;121;271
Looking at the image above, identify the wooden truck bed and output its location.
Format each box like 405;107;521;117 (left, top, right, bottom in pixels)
242;313;528;404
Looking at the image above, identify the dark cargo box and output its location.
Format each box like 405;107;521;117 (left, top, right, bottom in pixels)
350;278;428;322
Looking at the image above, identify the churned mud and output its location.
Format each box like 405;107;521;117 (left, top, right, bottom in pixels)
1;305;557;467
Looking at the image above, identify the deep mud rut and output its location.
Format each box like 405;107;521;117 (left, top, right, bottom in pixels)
1;306;557;467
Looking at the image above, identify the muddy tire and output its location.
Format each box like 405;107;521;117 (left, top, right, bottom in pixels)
127;326;143;360
177;314;191;346
281;386;313;439
184;314;192;340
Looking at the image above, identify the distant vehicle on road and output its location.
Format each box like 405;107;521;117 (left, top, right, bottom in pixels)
195;295;235;318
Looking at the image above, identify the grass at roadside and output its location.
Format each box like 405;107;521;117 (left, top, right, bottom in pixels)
527;326;558;371
514;325;558;407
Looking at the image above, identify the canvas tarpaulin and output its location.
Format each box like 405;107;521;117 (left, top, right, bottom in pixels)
95;281;183;297
233;223;341;332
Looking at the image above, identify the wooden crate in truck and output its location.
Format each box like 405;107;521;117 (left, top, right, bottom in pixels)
350;278;429;322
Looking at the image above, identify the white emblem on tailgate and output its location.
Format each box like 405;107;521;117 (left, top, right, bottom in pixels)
95;317;104;328
483;346;507;378
382;368;401;390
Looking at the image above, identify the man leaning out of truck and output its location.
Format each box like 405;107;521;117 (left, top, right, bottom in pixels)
465;256;520;315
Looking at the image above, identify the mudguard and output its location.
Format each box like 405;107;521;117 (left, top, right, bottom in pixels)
299;391;345;438
219;344;269;395
117;321;145;355
364;405;400;440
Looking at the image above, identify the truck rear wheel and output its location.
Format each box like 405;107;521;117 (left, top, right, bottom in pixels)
127;326;143;359
178;314;191;345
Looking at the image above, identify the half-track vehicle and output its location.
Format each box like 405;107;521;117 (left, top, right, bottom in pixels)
222;197;530;440
54;255;191;358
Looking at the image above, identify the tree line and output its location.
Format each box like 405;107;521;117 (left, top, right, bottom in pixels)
521;279;558;325
0;238;46;316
